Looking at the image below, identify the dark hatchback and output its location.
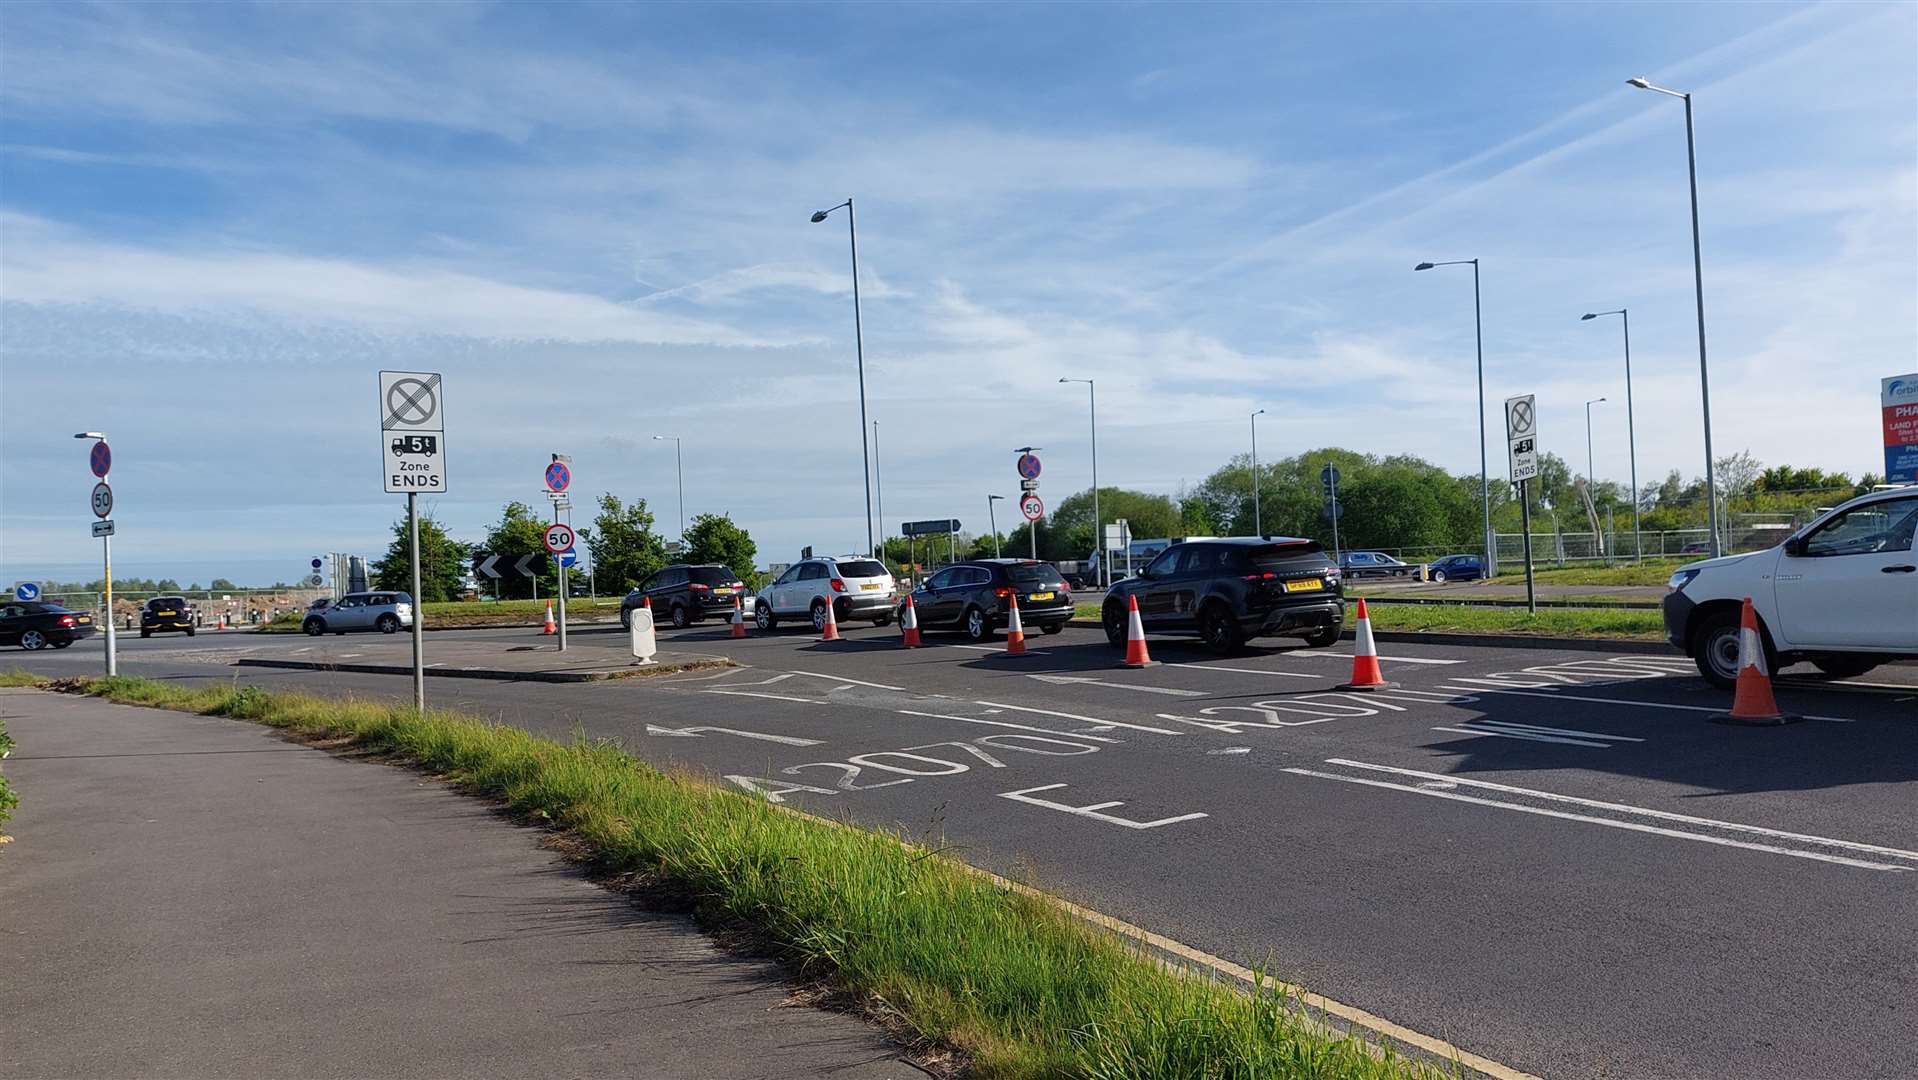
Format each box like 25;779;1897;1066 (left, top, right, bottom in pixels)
622;563;748;629
1101;537;1343;654
0;601;97;651
140;595;197;638
1424;554;1485;583
901;559;1072;641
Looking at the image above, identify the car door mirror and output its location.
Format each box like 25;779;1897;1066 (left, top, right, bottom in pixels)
1782;536;1806;558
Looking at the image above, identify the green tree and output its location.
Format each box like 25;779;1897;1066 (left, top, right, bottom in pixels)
483;501;558;600
685;513;758;582
370;513;469;602
586;493;668;593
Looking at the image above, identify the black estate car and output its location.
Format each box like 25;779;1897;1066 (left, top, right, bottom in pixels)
0;601;97;651
621;564;747;629
899;559;1072;641
1101;537;1343;655
140;595;197;638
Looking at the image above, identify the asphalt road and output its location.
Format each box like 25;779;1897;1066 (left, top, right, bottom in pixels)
16;622;1917;1080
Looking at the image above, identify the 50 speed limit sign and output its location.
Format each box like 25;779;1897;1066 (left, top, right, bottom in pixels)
543;523;575;555
1020;493;1045;521
91;482;114;519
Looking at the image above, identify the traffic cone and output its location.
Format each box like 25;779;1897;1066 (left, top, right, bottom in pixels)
217;612;227;630
1120;595;1157;668
730;596;747;639
1338;599;1396;691
899;594;921;648
1715;597;1797;725
542;604;557;635
641;595;652;610
1001;594;1027;656
819;598;841;642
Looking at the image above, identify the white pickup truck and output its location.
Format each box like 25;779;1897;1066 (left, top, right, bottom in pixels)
1662;486;1918;687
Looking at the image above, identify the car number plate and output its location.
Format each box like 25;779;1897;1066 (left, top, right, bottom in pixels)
714;588;734;595
860;583;882;591
1282;579;1323;593
158;610;176;616
1029;592;1055;601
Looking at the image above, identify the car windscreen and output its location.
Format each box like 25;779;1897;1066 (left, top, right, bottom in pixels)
691;567;739;585
1247;542;1327;570
147;598;187;609
834;560;888;579
1009;564;1065;588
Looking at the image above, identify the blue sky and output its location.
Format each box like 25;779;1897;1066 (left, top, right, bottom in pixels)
2;1;1913;585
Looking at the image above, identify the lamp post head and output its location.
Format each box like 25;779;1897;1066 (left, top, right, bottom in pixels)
1252;408;1265;417
1627;77;1651;89
74;431;105;440
1581;313;1598;321
809;210;830;223
1413;262;1435;271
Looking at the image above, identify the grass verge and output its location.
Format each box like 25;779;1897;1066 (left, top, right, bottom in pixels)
1072;601;1662;640
8;671;1454;1080
256;598;626;633
1493;560;1686;587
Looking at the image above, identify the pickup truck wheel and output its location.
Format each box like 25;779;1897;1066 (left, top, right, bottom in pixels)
1812;655;1879;679
1692;608;1773;691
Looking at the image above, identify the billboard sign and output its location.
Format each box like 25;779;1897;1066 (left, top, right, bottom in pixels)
1884;374;1918;484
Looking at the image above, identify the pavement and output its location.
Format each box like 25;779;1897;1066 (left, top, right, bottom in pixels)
12;620;1918;1080
0;688;923;1080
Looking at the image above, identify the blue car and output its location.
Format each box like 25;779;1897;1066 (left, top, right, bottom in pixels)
1425;554;1484;583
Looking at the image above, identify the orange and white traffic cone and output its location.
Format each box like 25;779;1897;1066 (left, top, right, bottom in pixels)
1120;594;1157;668
1001;594;1027;656
542;603;557;635
1338;599;1396;691
819;598;841;642
1715;597;1797;725
731;596;747;638
899;594;921;648
641;595;652;610
217;612;228;630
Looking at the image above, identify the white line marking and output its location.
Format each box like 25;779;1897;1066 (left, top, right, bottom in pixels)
1323;759;1918;863
1284;768;1909;872
1305;652;1464;665
895;709;1120;743
949;643;1052;655
975;699;1185;736
646;724;823;746
999;783;1208;830
1434;684;1857;723
1207;747;1252;755
1431;725;1614;748
1026;673;1207;697
702;689;827;705
1463;719;1644;742
1173;664;1320;679
787;670;908;692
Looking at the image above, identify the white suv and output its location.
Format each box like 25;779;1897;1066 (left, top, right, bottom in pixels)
1662;487;1918;687
755;556;896;632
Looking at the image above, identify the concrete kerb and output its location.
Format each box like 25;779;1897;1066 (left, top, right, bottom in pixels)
234;656;731;683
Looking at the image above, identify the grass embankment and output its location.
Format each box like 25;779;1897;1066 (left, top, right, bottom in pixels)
3;671;1450;1079
1496;560;1686;587
0;708;17;829
259;598;624;633
1071;601;1663;640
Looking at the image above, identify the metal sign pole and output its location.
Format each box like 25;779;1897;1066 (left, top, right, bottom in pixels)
1329;472;1341;561
1519;481;1536;614
408;491;424;710
102;531;117;677
554;505;569;653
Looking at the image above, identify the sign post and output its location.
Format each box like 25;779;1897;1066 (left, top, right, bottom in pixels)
1505;394;1539;612
1015;448;1043;560
1320;465;1342;561
77;440;117;676
544;522;575;652
1883;374;1918;484
545;455;573;650
380;370;446;710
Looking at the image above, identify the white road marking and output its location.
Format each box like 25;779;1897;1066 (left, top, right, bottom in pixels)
1283;767;1909;872
1446;718;1644;743
1207;747;1252;755
974;699;1185;736
897;709;1121;743
1172;663;1320;679
1430;725;1615;748
787;670;909;692
646;724;823;746
1435;684;1856;723
702;689;827;705
1324;759;1918;864
999;783;1208;830
949;643;1051;655
1302;652;1464;665
1025;673;1207;697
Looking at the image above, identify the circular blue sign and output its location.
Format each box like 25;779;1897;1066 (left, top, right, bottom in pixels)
1017;453;1042;480
312;557;324;570
90;441;112;478
15;582;41;602
545;461;571;492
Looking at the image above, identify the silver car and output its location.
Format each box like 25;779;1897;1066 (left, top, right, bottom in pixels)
755;556;895;631
302;591;414;636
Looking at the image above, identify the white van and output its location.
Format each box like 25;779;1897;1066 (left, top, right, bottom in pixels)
1661;486;1917;687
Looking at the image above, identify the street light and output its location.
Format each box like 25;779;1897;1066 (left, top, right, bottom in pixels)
1414;258;1496;576
1628;76;1720;558
1250;409;1266;537
872;420;884;561
1583;310;1641;558
1058;377;1102;586
651;435;684;541
1584;397;1608;492
810;198;875;557
987;495;1005;558
73;431;116;677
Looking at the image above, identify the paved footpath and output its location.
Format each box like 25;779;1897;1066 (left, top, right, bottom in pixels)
0;689;923;1080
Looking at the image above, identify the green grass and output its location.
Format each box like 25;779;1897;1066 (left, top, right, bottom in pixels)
1359;602;1664;639
10;672;1452;1079
1493;560;1686;587
0;712;15;827
255;598;626;632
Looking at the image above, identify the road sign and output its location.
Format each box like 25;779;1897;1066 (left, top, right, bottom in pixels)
1103;520;1132;550
473;552;549;578
92;520;115;537
558;549;579;568
1323;499;1344;521
380;370;447;493
902;519;962;536
1019;478;1040;492
311;557;324;570
91;481;113;519
545;461;571;492
1017;453;1042;480
550;453;573;465
1505;394;1539;482
307;575;323;587
1883;374;1918;483
1020;493;1044;521
543;523;575;555
13;581;41;602
89;441;112;478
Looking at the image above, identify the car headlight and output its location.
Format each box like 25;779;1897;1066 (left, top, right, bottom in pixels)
1667;569;1700;593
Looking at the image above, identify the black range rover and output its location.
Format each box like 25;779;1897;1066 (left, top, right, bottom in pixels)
1101;537;1343;654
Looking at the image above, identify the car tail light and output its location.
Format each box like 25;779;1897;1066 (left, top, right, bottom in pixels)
1242;572;1278;582
830;579;846;593
690;583;711;592
59;615;76;627
993;587;1012;598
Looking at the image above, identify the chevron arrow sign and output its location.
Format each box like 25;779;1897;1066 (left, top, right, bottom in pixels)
472;551;549;578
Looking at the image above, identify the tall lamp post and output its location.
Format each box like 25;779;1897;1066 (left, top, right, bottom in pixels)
1058;378;1101;586
651;435;684;542
811;198;875;557
1584;397;1608;489
872;420;884;561
1628;76;1720;558
987;495;1005;558
74;431;115;677
1582;309;1641;558
1414;258;1496;576
1250;408;1266;537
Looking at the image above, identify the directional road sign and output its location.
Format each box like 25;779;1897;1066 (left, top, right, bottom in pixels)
380;370;447;493
545;461;571;492
1020;493;1045;521
92;520;115;537
902;519;962;536
473;552;550;579
543;523;575;555
558;549;579;568
1505;393;1539;483
13;581;41;602
1017;453;1042;480
91;482;113;519
89;441;112;478
311;557;324;570
1320;464;1341;501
